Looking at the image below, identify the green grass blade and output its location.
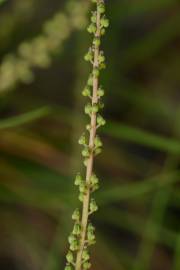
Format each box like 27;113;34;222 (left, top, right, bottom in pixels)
0;106;51;129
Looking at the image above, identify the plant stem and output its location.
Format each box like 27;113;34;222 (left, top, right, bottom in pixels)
75;10;101;270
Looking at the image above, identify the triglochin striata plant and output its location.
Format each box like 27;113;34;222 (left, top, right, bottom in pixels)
65;0;109;269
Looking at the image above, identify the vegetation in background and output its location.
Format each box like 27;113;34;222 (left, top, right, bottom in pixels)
0;0;179;270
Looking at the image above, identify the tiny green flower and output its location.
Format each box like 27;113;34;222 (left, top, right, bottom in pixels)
72;209;80;221
93;67;100;77
73;223;81;235
66;251;74;263
65;264;72;270
101;17;109;28
90;198;98;213
82;147;90;158
97;114;106;126
82;86;91;97
79;134;86;145
97;3;105;14
87;23;96;34
74;173;83;186
94;136;102;148
82;249;90;261
83;262;91;269
79;192;84;202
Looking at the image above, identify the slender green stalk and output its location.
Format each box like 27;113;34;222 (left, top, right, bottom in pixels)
65;1;109;269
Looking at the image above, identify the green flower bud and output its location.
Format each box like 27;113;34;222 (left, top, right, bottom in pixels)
85;103;92;115
79;182;87;193
68;234;76;245
84;48;93;62
74;173;83;186
82;147;90;158
90;198;98;213
93;37;101;47
65;264;72;270
90;174;99;186
99;62;106;70
87;23;96;34
98;52;105;64
83;262;91;269
70;239;79;251
99;101;104;109
84;159;88;167
79;134;86;145
93;68;100;78
101;28;106;35
82;87;91;97
97;3;105;14
94;136;102;148
101;17;109;28
97;87;105;97
79;192;84;202
87;75;93;86
66;251;74;263
97;115;106;126
72;209;80;221
91;12;97;23
92;183;99;192
73;223;81;235
92;104;99;113
94;147;102;156
86;124;91;131
88;223;95;232
82;250;90;261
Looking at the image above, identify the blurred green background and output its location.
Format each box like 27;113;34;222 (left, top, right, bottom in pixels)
0;0;180;269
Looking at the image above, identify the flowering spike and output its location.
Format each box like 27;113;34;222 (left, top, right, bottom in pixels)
65;0;109;268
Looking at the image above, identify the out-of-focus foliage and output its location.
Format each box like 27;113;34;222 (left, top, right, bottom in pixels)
0;0;179;270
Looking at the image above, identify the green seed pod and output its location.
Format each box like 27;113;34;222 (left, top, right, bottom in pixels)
66;251;74;263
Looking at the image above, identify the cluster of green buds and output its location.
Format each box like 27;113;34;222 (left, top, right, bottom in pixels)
65;1;108;269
